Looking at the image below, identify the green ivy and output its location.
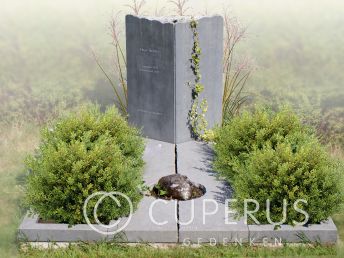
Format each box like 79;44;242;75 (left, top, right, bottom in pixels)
188;18;212;141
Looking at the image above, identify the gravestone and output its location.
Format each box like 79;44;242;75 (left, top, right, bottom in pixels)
126;15;223;143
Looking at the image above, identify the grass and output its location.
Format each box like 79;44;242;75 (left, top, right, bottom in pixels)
19;243;339;258
0;123;40;257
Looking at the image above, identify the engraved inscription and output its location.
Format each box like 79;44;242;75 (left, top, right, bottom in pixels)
138;47;161;73
137;109;163;116
139;48;160;55
139;65;159;73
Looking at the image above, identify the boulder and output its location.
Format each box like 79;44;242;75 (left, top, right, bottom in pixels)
153;174;206;200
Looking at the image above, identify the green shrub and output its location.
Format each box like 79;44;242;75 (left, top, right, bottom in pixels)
232;132;344;225
25;105;145;225
214;108;344;225
214;107;310;182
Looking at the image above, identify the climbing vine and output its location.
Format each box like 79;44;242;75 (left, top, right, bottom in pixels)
188;18;213;141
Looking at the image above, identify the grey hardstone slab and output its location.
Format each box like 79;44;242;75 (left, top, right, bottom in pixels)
108;139;178;242
126;15;223;143
176;141;338;245
18;214;108;242
177;141;249;244
18;139;338;244
19;139;178;243
248;219;338;244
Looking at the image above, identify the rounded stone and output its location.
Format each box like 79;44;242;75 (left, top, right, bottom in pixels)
153;174;206;200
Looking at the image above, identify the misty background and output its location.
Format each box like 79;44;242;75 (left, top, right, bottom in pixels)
0;1;343;120
0;1;344;256
1;0;343;147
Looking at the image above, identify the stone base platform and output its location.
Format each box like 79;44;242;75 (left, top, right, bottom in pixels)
18;139;338;244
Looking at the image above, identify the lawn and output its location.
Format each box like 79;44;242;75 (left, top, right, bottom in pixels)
19;243;340;258
0;124;39;257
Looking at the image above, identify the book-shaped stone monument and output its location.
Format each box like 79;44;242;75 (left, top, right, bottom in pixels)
126;15;223;143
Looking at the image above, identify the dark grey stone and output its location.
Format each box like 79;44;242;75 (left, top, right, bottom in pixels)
109;197;178;243
177;141;249;243
18;214;108;242
126;15;223;143
108;139;178;243
248;219;338;244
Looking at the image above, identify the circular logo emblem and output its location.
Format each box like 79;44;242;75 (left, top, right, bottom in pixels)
83;191;133;235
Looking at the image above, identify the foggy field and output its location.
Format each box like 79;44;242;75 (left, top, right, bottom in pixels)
1;0;343;144
0;0;343;257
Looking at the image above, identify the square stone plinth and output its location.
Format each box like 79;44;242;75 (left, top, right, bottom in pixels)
18;139;338;244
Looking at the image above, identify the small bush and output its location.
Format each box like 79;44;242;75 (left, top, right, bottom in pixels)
233;132;344;225
214;107;309;182
214;108;344;225
25;105;145;225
